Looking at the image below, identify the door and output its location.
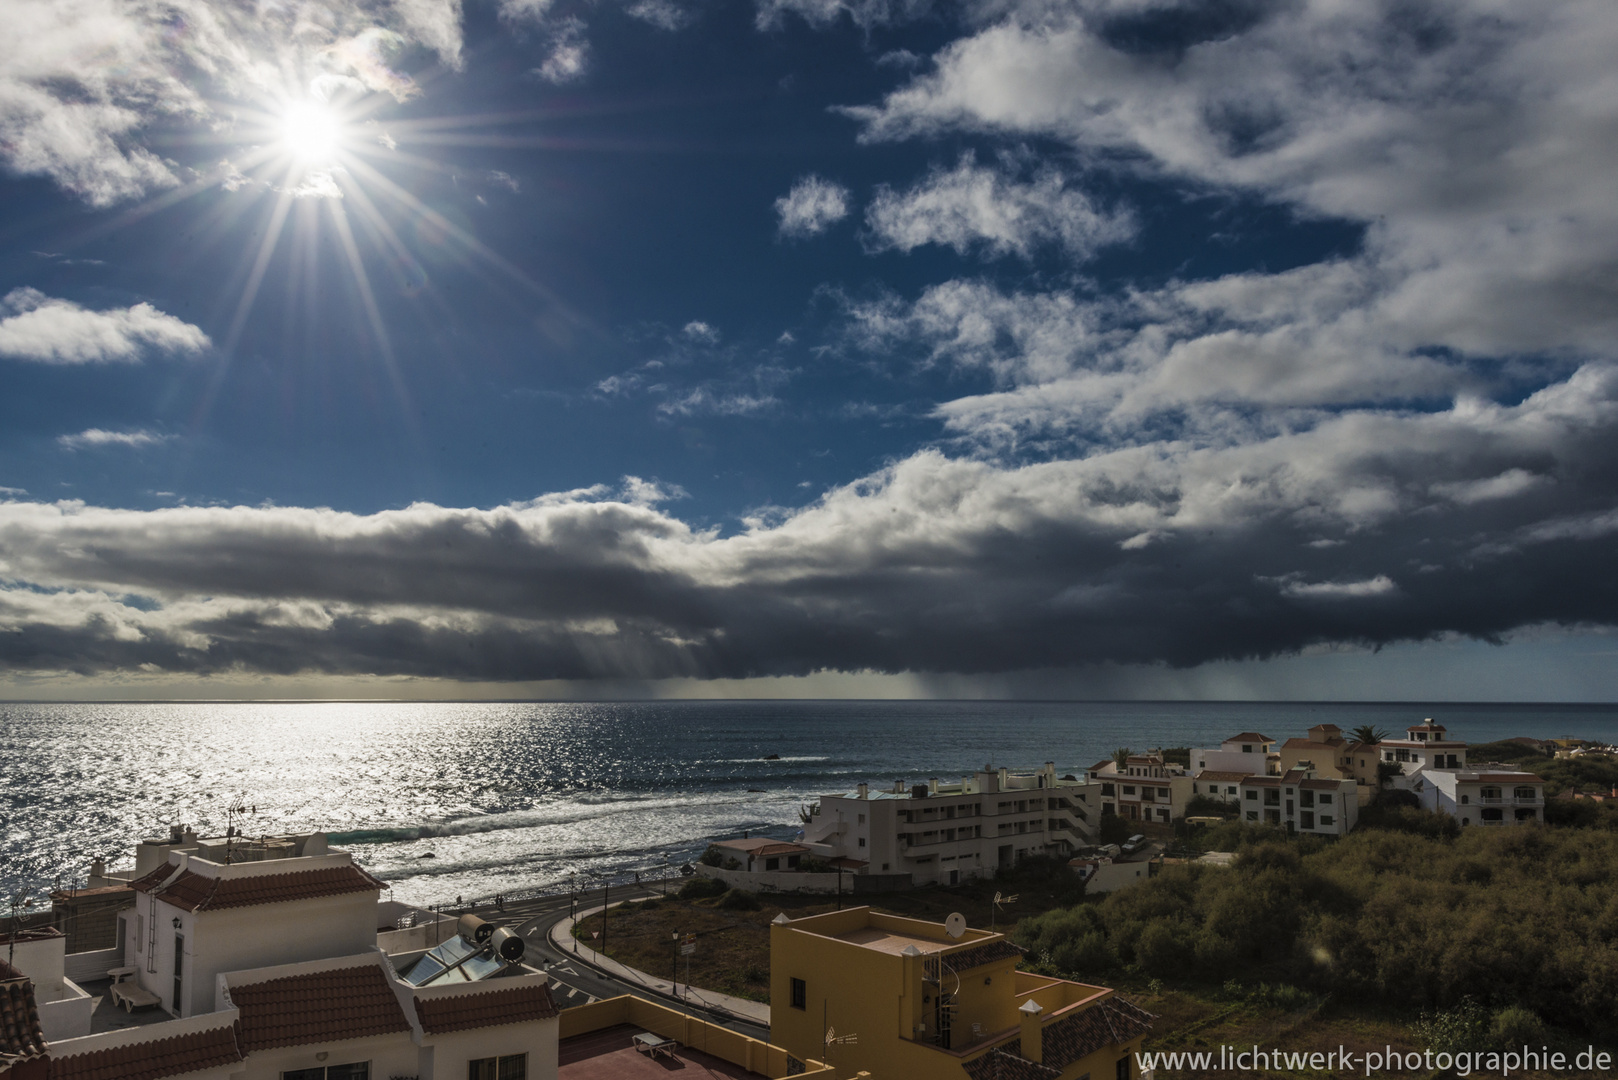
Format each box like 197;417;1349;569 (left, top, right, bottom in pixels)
172;933;184;1014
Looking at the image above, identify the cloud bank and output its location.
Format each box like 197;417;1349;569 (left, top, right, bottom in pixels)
0;289;209;364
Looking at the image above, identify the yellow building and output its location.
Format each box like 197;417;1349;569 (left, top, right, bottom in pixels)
770;907;1153;1080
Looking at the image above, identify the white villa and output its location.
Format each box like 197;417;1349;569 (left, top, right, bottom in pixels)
1383;721;1547;827
1086;754;1196;825
1;828;558;1080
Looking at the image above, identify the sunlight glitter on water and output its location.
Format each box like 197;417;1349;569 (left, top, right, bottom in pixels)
5;699;1614;906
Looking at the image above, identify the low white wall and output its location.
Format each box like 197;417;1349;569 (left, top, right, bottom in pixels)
377;917;460;955
693;864;855;895
37;980;94;1042
64;947;123;984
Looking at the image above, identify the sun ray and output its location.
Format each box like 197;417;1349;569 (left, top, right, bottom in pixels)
323;185;417;428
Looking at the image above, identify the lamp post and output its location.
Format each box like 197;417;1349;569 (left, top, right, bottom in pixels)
672;932;679;994
601;875;610;953
663;854;671;897
569;872;577;953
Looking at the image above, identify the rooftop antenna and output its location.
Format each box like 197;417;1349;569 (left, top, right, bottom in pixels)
990;892;1017;933
824;1026;858;1058
223;797;258;865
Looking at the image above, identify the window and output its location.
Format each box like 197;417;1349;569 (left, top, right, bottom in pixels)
1320;816;1334;826
1245;790;1257;800
1101;783;1115;797
1461;794;1470;804
1122;786;1136;796
1318;793;1332;805
857;814;865;825
790;978;807;1009
468;1056;524;1080
1226;787;1237;796
1157;787;1169;798
1245;810;1258;822
858;838;866;848
287;1065;371;1080
1117;1055;1132;1079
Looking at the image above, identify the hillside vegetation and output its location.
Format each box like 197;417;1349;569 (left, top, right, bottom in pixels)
1015;826;1618;1039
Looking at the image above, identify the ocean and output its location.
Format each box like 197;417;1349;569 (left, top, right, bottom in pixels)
3;699;1614;907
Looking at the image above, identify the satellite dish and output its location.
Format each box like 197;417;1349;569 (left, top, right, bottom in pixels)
945;912;967;939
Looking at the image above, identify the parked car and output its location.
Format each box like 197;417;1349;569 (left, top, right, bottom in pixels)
1121;834;1147;854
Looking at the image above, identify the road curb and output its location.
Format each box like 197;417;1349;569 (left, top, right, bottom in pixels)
547;899;772;1029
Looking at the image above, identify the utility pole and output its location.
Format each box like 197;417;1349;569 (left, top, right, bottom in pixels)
602;879;609;952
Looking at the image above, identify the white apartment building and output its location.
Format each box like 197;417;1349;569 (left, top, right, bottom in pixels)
1236;768;1359;836
1086;754;1195;824
801;764;1097;886
1415;769;1546;826
1191;733;1277;776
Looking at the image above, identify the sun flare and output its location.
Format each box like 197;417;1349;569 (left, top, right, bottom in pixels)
281;100;344;162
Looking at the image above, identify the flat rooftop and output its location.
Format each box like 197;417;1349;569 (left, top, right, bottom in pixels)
829;926;946;955
559;1023;762;1079
79;978;181;1036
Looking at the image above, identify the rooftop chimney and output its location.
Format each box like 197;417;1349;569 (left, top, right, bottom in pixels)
856;782;869;799
1018;999;1044;1063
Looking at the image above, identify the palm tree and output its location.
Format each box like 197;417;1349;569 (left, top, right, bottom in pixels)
1350;724;1390;746
1112;747;1132;768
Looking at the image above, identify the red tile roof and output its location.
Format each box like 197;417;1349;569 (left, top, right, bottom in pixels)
413;983;559;1034
1225;733;1274;743
944;940;1024;971
128;864;179;893
48;1025;242;1080
962;996;1155;1080
232;964;412;1051
1195;771;1251;782
136;865;385;913
1;960;48;1063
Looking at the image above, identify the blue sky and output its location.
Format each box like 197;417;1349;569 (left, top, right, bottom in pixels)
0;0;1615;700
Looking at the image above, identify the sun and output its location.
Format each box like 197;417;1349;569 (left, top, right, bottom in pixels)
280;100;344;162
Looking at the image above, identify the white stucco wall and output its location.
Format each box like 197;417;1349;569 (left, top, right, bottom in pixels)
424;1019;559;1080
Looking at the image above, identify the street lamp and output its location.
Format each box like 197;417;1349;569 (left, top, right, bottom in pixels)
663;854;671;897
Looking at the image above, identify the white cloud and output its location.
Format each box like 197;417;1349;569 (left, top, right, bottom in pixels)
657;390;778;417
1282;576;1399;601
843;3;1618;361
627;0;688;31
774;176;851;238
1432;469;1547;506
0;289;209;365
0;0;464;205
682;321;721;345
58;429;174;451
754;0;929;31
534;19;590;84
864;154;1133;260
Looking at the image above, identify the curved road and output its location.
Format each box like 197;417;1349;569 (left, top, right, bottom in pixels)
480;886;771;1041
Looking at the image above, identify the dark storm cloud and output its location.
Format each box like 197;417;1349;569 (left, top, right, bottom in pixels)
2;359;1616;681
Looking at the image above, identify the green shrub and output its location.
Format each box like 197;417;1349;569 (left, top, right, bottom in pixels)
678;876;727;900
1415;999;1489;1054
1005;827;1618;1039
717;888;761;911
1490;1005;1547;1050
699;846;724;867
